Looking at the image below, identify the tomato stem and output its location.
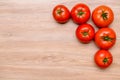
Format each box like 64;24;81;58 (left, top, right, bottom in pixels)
103;58;108;63
102;36;113;41
78;10;84;16
57;9;63;14
82;32;88;36
101;11;108;20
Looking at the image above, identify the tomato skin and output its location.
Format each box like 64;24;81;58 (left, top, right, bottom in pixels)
76;23;95;43
92;5;114;28
71;3;90;24
95;28;116;49
52;5;70;23
94;50;113;68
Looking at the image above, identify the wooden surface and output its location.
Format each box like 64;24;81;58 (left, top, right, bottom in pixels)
0;0;120;80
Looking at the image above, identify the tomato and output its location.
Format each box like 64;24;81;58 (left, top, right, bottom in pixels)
71;3;90;24
92;5;114;28
76;23;95;43
94;50;113;68
95;28;116;49
52;5;70;23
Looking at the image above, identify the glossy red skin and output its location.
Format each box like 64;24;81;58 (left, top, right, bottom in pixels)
94;50;113;68
92;5;114;28
71;3;90;24
76;24;95;43
53;5;70;23
95;28;116;49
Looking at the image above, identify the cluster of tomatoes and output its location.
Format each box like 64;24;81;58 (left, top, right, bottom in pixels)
52;3;116;69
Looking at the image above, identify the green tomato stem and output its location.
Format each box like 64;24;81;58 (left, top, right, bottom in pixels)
102;36;113;41
103;58;108;63
78;11;84;16
101;11;108;20
82;32;88;36
57;9;63;14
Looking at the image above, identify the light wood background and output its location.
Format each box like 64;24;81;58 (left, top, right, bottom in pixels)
0;0;120;80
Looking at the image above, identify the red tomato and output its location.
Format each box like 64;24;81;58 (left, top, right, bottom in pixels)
71;3;90;24
76;23;95;43
95;28;116;49
94;50;113;68
92;5;114;28
52;5;70;23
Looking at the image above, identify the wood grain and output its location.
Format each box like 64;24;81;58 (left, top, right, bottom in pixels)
0;0;120;80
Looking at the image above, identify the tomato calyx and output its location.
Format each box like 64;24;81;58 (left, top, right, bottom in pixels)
81;30;89;36
82;32;88;36
57;9;63;15
77;10;84;17
101;11;108;20
103;57;112;65
101;36;113;41
103;57;108;64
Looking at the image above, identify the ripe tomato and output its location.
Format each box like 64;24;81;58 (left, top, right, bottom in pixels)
94;50;113;68
92;5;114;28
76;23;95;43
95;28;116;49
52;5;70;23
71;3;90;24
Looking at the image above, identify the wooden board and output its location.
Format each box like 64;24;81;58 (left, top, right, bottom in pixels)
0;0;120;80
